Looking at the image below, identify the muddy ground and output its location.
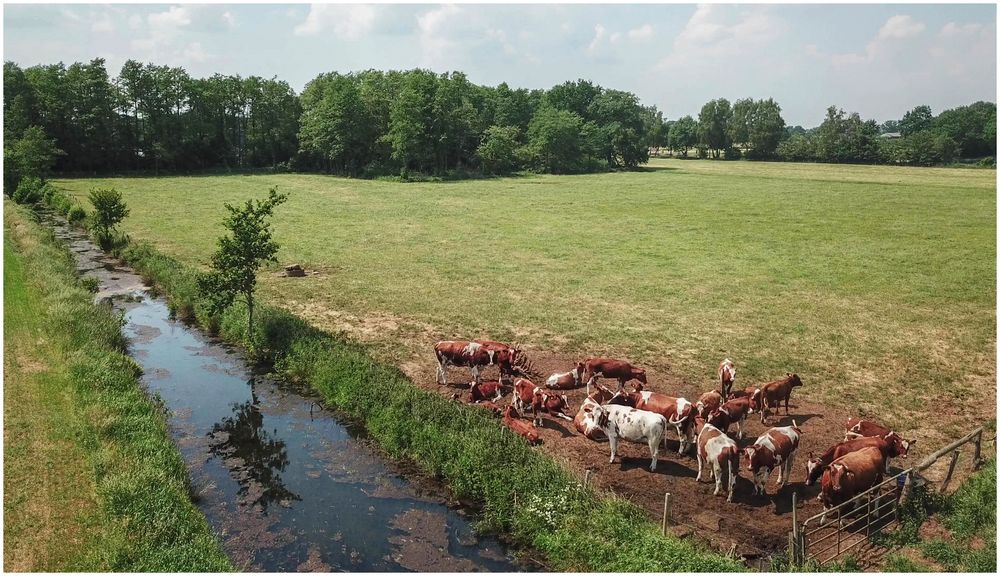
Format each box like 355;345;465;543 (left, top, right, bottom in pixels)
398;349;976;564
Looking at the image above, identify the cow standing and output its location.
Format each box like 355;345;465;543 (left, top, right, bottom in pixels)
706;396;752;440
696;389;724;419
608;389;695;454
546;362;586;390
589;404;667;471
574;384;617;441
512;377;572;427
818;446;885;525
582;357;647;394
696;423;741;502
753;373;803;424
805;432;910;486
744;421;802;495
718;359;737;400
434;340;519;385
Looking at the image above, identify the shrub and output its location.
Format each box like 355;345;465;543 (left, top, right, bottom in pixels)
67;205;87;223
13;176;43;204
88;188;130;236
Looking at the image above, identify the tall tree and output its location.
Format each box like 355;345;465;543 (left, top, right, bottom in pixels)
697;98;732;158
668;115;698;157
899;105;933;136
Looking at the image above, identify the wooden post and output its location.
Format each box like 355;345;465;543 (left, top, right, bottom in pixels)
791;491;800;565
899;470;913;505
941;449;961;492
584;469;593;490
972;431;982;470
662;493;672;534
788;532;796;567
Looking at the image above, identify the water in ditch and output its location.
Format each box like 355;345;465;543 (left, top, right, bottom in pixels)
47;215;520;572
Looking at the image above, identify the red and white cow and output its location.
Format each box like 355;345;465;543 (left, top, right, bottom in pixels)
546;362;586;390
502;405;540;445
696;389;724;419
744;420;802;495
589;404;668;471
818;446;885;524
706;396;752;440
718;358;737;400
512;377;572;427
582;357;647;394
468;380;508;403
608;389;696;454
434;340;520;385
573;384;617;441
753;373;803;424
805;432;910;486
697;423;741;502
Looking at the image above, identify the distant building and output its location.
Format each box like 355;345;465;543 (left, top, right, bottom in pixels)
880;132;902;139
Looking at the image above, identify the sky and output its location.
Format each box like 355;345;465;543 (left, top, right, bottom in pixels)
3;2;996;127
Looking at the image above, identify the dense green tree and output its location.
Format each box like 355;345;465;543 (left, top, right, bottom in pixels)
899;105;933;136
587;89;648;168
747;98;786;159
668;116;698;157
477;125;520;175
934;101;997;158
697;98;732;158
4;125;65;191
387;70;437;176
546;79;601;121
525;105;585;173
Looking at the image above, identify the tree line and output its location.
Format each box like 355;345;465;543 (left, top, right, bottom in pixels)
4;57;997;190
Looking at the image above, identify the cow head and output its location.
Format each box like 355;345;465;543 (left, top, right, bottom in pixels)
829;463;848;492
634;368;648;384
885;432;914;458
573;362;585;383
805;452;824;486
787;373;803;387
630;381;644;392
591;405;610;429
608;391;636;408
706;409;727;430
744;445;777;494
748;388;763;413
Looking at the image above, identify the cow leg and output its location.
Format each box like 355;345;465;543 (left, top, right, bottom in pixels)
736;416;745;440
727;457;737;502
648;435;659;472
608;436;618;464
675;425;685;455
785;395;790;415
617;378;626;393
696;449;704;481
471;365;481;385
780;453;794;489
437;360;447;385
713;461;722;496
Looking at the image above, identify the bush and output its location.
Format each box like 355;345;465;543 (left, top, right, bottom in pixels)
88;188;130;236
67;205;87;223
13;176;43;204
977;156;995;168
724;147;742;160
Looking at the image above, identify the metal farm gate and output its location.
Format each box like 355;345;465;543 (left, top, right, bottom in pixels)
788;426;988;568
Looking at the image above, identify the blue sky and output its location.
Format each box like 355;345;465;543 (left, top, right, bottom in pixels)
3;3;996;127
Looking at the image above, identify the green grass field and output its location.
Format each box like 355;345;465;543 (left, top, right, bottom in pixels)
56;158;996;439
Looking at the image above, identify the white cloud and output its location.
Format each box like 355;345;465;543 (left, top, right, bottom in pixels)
656;5;784;70
182;42;209;63
91;13;114;34
587;23;607;54
416;4;464;68
222;11;236;29
149;6;191;31
627;24;654;42
294;4;377;39
878;15;925;40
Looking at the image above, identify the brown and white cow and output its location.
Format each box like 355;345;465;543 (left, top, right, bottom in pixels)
512;378;572;427
434;340;520;385
574;384;617;441
753;373;803;424
805;432;910;486
718;358;737;400
697;423;741;502
696;389;724;419
608;389;696;454
590;404;668;471
842;417;916;452
744;420;802;495
546;362;586;390
502;406;540;445
582;357;647;394
818;446;885;524
706;396;752;440
468;380;509;403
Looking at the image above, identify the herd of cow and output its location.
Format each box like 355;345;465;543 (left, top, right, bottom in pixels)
434;339;916;524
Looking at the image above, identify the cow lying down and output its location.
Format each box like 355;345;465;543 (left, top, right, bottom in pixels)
589;404;667;471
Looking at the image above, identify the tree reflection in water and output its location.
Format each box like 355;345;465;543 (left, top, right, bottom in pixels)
209;385;301;512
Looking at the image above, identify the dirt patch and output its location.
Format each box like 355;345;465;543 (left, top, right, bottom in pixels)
296;545;333;572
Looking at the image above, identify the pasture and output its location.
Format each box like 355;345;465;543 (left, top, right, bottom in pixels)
56;158;997;445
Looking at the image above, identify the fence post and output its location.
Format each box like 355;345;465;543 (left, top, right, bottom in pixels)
791;491;800;565
584;469;593;490
941;449;961;492
662;493;672;534
899;469;913;505
972;431;982;470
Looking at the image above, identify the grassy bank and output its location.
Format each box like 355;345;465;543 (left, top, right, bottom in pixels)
55;159;996;442
116;238;741;571
3;200;232;571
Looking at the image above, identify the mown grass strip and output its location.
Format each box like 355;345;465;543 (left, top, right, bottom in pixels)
114;237;741;571
3;200;232;571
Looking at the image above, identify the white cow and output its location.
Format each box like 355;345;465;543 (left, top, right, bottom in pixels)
696;423;740;502
590;404;668;471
